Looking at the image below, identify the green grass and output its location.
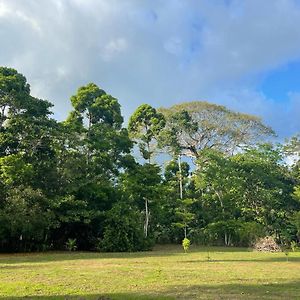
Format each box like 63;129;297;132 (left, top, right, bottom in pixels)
0;245;300;299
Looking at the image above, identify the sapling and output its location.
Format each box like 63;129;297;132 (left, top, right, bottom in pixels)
207;251;211;262
291;241;298;252
65;238;77;251
283;249;289;262
182;238;190;253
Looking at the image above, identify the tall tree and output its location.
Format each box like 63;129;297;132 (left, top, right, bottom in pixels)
128;104;165;163
119;163;163;238
0;67;30;130
60;83;133;248
159;101;274;160
158;110;198;221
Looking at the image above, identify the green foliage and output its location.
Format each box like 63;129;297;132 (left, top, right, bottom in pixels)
238;222;266;246
182;237;191;253
174;198;195;238
0;66;299;254
70;83;123;128
0;154;33;186
128;104;165;162
101;202;151;252
0;187;52;252
65;238;77;251
159;101;274;159
291;241;298;252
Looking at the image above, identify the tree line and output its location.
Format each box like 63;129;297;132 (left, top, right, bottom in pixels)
0;66;299;252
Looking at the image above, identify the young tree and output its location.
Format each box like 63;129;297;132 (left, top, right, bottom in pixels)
119;163;163;238
194;149;242;245
233;145;298;241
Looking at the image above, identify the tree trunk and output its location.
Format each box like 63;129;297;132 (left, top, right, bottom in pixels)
86;112;92;167
178;155;187;238
144;198;149;237
224;232;231;246
178;155;183;200
147;141;151;164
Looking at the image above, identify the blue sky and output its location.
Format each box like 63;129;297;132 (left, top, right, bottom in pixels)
259;61;300;102
0;0;300;138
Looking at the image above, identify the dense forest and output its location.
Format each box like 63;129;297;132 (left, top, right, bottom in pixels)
0;66;300;253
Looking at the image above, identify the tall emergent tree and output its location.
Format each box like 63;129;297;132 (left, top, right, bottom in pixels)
128;104;165;237
128;104;165;163
159;101;274;160
158;101;274;240
60;83;133;248
158;110;198;237
0;67;58;251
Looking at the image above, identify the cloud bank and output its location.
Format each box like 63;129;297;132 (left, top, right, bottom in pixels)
0;0;300;138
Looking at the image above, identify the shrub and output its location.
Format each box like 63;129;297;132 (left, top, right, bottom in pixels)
182;238;191;253
65;238;77;251
101;202;153;252
197;221;266;247
204;220;241;246
253;236;281;252
189;228;209;245
291;241;299;252
238;222;266;246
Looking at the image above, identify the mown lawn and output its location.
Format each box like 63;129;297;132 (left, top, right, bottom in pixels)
0;245;300;300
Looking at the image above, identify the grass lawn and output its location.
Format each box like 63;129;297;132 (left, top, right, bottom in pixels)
0;245;300;300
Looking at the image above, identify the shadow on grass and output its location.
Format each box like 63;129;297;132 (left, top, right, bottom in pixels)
0;250;179;265
181;256;300;263
0;246;253;265
0;246;298;265
1;281;300;300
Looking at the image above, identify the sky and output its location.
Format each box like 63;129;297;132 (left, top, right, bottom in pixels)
0;0;300;139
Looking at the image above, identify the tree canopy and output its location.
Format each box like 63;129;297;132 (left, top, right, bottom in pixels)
0;67;299;252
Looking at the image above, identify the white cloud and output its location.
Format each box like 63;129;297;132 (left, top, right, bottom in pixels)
0;2;9;17
164;37;183;56
101;38;128;62
0;0;300;137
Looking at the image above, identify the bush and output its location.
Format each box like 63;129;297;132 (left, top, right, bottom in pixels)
65;238;77;251
0;187;52;252
238;222;266;246
291;241;299;252
193;221;266;247
189;228;209;245
154;225;183;244
182;238;191;253
204;220;241;246
253;236;281;252
101;202;153;252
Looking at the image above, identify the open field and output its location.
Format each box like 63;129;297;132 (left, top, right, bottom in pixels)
0;245;300;300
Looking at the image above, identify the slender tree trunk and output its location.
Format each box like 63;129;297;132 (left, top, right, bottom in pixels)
0;105;7;129
86;112;92;167
147;140;151;164
178;155;183;200
224;232;231;246
178;154;187;238
144;198;149;237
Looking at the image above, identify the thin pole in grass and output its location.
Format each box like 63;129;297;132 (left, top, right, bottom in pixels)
283;248;289;262
207;250;211;262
